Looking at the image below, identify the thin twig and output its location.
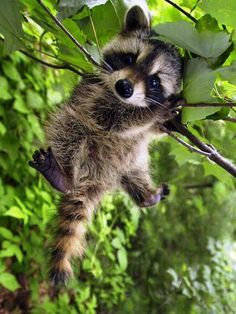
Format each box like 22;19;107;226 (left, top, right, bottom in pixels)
20;50;84;76
164;0;197;23
110;0;121;28
169;119;236;178
36;49;88;73
37;0;101;69
181;103;236;108
190;0;200;13
160;125;211;157
223;117;236;123
184;182;214;189
88;8;101;58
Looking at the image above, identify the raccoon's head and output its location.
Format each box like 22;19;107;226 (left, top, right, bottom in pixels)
101;6;182;107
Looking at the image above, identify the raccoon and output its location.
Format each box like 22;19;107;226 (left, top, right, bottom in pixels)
29;5;182;285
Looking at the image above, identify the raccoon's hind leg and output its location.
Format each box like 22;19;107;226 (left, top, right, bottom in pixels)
29;147;69;193
49;185;103;285
121;170;169;207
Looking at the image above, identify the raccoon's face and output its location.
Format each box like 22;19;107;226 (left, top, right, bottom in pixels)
101;6;182;107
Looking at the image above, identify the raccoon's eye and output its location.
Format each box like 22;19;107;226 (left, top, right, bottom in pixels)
148;74;161;89
122;54;136;65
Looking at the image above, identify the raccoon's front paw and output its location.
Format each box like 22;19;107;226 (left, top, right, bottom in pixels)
161;96;185;123
165;95;186;109
29;147;52;173
141;184;170;207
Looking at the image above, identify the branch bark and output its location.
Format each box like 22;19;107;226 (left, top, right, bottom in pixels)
181;103;236;107
223;117;236;123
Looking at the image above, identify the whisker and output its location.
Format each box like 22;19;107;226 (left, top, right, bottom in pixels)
100;59;113;73
145;97;166;109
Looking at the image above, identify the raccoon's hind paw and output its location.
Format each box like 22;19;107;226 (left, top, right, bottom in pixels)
141;183;170;207
29;148;51;172
29;147;69;193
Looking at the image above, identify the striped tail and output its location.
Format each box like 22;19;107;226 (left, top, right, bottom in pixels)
49;194;93;285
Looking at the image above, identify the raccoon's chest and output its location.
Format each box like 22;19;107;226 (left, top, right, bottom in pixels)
87;133;149;171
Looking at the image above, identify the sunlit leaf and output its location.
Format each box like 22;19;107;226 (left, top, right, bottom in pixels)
200;0;236;28
0;272;20;292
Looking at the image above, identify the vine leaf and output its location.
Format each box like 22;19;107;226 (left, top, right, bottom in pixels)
182;58;220;123
154;21;231;59
216;62;236;86
57;0;109;19
0;0;24;56
200;0;236;28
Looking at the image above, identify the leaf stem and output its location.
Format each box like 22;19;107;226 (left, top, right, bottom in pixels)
20;50;84;76
88;8;102;58
164;0;197;23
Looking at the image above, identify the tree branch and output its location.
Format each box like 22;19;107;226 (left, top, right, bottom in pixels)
164;0;197;23
20;50;84;76
223;117;236;123
160;125;211;157
169;119;236;177
184;182;214;189
181;102;236;107
37;0;101;69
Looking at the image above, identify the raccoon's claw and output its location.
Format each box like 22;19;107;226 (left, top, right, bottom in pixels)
141;183;170;207
166;95;186;109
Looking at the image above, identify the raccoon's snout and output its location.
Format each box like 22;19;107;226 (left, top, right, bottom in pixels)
115;79;133;98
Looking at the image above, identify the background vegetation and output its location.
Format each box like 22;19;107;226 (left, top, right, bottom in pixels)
0;0;236;313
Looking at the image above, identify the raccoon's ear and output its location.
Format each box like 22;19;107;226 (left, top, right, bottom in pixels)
124;5;150;32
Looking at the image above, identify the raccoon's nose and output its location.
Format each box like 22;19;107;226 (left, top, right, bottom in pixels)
115;79;133;98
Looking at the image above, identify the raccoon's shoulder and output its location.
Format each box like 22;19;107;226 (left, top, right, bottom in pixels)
68;75;104;106
46;75;106;136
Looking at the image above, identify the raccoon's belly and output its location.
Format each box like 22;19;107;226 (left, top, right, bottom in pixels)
73;134;149;187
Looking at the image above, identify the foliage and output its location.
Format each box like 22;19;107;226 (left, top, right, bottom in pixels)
0;0;236;313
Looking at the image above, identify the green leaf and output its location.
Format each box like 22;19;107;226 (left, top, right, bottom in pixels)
4;206;28;224
112;237;122;249
0;0;24;56
0;122;7;136
0;272;20;292
27;114;44;142
154;21;231;58
2;61;21;81
0;227;14;240
0;243;23;263
182;58;220;123
200;0;236;28
26;90;44;110
117;248;128;271
196;15;220;33
170;146;199;166
13;94;29;114
203;161;233;186
217;62;236;85
0;76;12;100
58;0;109;19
